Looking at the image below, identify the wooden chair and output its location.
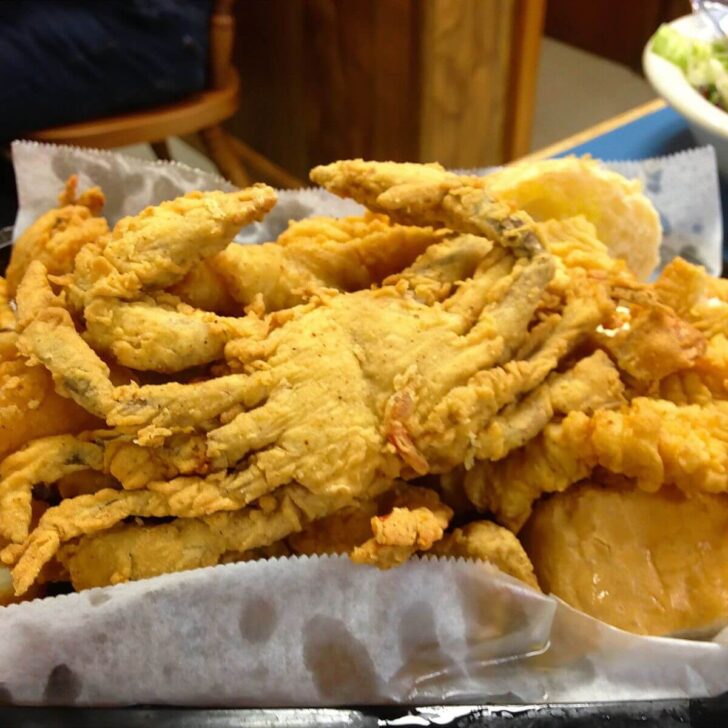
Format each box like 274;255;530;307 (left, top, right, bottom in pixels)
27;0;302;189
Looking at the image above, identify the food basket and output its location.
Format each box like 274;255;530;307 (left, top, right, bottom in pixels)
2;228;728;727
3;140;728;725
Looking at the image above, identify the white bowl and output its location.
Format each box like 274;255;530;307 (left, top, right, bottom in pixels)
643;13;728;173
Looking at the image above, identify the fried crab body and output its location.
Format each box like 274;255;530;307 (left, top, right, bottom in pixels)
3;229;577;593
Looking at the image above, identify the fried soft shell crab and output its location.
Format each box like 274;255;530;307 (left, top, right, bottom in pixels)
0;156;726;639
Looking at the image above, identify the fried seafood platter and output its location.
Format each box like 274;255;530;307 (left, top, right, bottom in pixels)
0;158;726;640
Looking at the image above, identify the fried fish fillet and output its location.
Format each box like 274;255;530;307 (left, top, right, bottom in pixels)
596;298;706;385
468;398;728;531
487;157;661;279
523;484;728;635
655;257;728;339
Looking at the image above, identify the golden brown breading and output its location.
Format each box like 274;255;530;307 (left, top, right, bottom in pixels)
0;435;104;543
310;159;542;254
16;261;116;418
467;398;728;531
655;256;728;338
523;484;728;635
0;334;101;464
209;214;443;312
0;277;15;332
54;484;354;591
431;521;540;590
596;298;706;385
168;259;241;315
351;485;452;568
69;186;277;305
82;293;268;373
288;503;378;556
5;176;108;297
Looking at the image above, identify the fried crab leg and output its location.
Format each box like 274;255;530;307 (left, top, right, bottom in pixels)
82;293;268;373
0;428;214;543
55;484;356;591
5;478;369;595
310;159;543;255
69;186;277;304
61;186;278;372
16;261;116;418
0;435;104;543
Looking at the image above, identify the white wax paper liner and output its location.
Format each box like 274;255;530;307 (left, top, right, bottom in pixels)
2;141;728;706
2;556;728;707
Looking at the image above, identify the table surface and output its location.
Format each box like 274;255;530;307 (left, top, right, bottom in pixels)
525;98;728;271
3;103;727;726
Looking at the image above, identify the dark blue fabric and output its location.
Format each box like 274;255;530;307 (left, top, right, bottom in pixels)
0;0;211;140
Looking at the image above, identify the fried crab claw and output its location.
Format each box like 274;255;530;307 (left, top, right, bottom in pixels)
310;159;543;256
63;186;278;373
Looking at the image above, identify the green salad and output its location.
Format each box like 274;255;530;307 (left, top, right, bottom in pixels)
651;23;728;111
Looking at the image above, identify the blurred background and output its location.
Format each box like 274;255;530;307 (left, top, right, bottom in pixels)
0;0;691;225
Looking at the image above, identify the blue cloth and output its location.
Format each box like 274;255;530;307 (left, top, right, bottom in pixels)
0;0;211;140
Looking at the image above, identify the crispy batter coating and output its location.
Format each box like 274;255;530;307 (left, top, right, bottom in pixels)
487;157;661;279
432;521;539;590
288;502;378;556
0;278;15;332
82;293;268;373
16;261;116;418
523;484;728;635
596;297;706;385
6;176;108;297
0;435;104;543
53;485;352;591
168;259;240;315
534;216;627;279
70;186;277;304
655;257;728;338
210;214;443;312
310;160;542;254
468;398;728;531
351;485;453;568
63;186;277;373
0;333;101;464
